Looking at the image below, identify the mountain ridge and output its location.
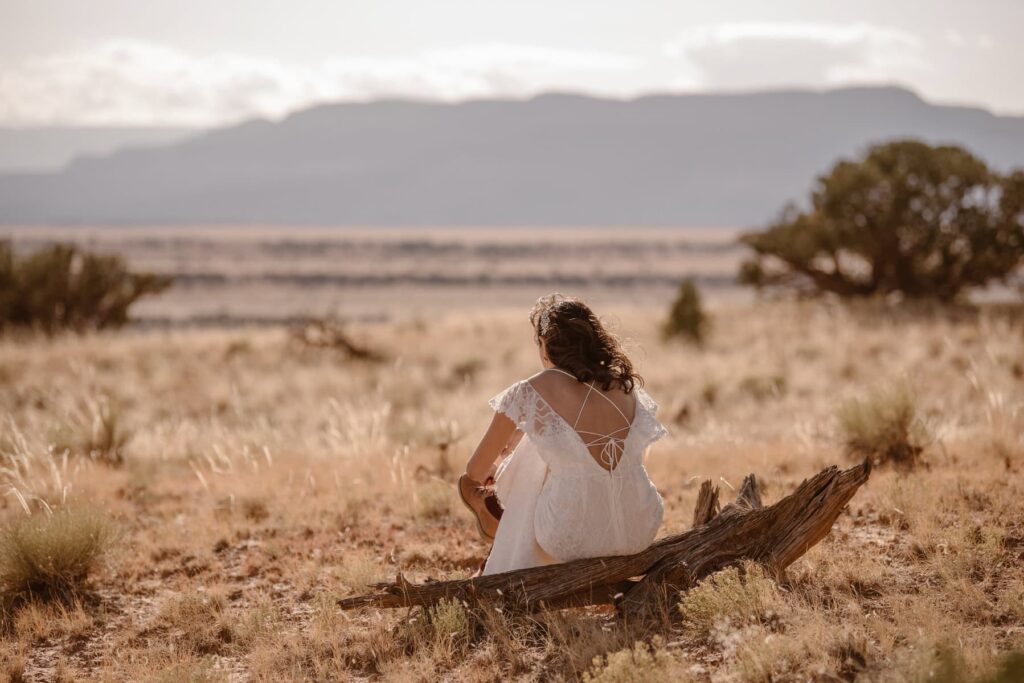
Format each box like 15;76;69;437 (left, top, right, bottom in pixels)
2;86;1023;227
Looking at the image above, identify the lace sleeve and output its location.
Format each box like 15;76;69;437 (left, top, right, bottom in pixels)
488;380;529;430
635;386;669;447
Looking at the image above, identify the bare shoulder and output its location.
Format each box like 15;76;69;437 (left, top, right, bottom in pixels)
525;368;575;395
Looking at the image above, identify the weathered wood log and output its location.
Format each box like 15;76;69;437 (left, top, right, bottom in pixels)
338;459;871;618
691;480;720;527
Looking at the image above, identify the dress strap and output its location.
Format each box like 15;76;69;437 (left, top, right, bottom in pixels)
573;382;596;429
545;367;578;380
543;367;634;426
590;385;633;424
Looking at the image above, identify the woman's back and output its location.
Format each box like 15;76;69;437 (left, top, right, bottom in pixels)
488;370;667;562
526;368;637;471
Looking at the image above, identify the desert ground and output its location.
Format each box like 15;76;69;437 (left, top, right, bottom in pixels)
0;226;746;324
1;228;1023;681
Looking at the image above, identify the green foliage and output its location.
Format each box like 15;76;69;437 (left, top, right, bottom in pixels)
0;508;113;602
663;279;708;344
837;383;929;467
740;141;1024;301
0;241;171;333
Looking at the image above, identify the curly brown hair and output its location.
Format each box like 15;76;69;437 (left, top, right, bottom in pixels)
528;293;643;393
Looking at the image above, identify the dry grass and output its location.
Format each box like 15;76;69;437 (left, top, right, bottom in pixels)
0;508;112;605
837;381;930;467
0;299;1022;680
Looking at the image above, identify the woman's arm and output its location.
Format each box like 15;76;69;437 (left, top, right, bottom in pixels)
465;412;519;482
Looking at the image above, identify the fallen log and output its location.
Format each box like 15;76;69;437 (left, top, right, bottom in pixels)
338;459;871;620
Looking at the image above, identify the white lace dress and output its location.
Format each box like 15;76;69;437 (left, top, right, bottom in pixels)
482;376;669;575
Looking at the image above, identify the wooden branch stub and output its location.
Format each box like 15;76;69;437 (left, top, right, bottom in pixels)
337;459;872;617
692;480;721;527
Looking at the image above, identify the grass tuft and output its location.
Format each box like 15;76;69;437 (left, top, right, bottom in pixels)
51;397;130;466
422;598;474;664
157;590;235;655
837;382;929;467
0;507;113;603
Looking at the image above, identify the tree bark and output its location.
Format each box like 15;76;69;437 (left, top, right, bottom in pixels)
338;460;871;619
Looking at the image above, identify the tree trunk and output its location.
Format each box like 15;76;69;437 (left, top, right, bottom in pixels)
338;460;871;620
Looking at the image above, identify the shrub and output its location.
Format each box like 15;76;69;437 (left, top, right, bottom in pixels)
837;383;929;467
0;241;171;333
663;279;708;344
583;638;688;683
739;141;1024;301
0;508;113;602
678;562;787;641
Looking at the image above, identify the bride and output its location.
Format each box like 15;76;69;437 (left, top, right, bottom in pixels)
458;293;669;576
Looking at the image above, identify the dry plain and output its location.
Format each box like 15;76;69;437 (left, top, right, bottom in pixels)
0;227;1023;681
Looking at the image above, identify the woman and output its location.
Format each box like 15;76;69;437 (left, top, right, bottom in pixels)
458;293;668;576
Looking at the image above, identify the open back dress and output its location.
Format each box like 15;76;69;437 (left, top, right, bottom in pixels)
482;368;669;575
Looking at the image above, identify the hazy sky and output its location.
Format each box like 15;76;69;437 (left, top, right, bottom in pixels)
2;0;1022;127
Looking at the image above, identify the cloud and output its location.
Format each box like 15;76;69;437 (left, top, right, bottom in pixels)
663;22;926;90
0;40;640;126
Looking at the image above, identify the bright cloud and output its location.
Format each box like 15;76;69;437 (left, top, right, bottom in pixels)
663;22;927;90
0;40;640;126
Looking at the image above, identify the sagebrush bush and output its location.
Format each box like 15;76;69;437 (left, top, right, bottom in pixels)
0;241;171;333
583;637;688;682
838;383;928;467
0;508;113;601
663;279;708;345
678;562;787;641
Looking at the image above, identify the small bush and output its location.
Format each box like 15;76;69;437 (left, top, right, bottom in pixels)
678;562;787;641
663;279;708;345
0;241;171;334
584;637;688;682
0;508;113;602
838;383;928;467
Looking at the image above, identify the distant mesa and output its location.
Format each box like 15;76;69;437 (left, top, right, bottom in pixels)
1;86;1022;227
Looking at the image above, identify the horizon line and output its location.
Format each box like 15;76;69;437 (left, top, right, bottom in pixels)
3;83;1021;131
